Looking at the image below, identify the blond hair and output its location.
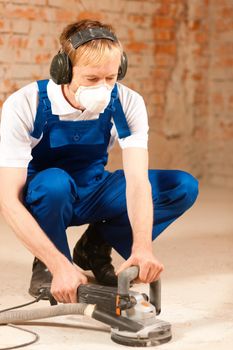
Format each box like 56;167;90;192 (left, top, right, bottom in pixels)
60;20;122;66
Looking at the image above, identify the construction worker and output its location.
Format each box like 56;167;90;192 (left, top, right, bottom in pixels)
0;19;198;303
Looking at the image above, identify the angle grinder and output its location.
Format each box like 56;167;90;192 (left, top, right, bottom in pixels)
78;265;172;346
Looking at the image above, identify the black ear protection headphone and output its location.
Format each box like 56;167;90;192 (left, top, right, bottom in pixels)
50;27;128;85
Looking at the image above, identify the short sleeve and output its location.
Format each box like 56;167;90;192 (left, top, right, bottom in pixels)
0;84;38;168
114;84;149;150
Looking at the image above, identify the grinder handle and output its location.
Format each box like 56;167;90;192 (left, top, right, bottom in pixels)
117;266;139;295
118;265;161;315
150;279;161;315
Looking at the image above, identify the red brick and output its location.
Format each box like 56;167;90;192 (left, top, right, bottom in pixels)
215;43;233;56
194;126;208;141
1;79;20;94
215;58;233;68
150;93;165;106
9;36;28;49
192;47;205;57
126;41;148;53
156;3;170;16
154;43;177;55
6;6;46;21
216;19;233;32
192;4;208;20
152;16;176;29
219;121;233;139
155;54;175;67
14;48;32;63
141;79;156;94
212;93;224;106
128;14;146;25
156;0;186;18
192;73;203;81
37;37;45;48
188;20;201;31
154;30;175;41
54;9;79;22
221;6;233;19
195;32;208;44
77;11;103;21
153;80;167;93
35;53;52;64
153;68;171;81
194;92;208;104
154;106;164;119
228;95;233;111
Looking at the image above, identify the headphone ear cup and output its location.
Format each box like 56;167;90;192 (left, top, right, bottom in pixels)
117;51;128;80
50;52;72;85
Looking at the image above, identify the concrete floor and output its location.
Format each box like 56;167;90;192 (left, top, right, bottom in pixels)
0;182;233;350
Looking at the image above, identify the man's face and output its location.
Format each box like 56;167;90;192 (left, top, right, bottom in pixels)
70;51;121;91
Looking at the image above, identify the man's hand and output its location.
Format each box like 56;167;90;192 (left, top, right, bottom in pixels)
50;261;88;303
116;248;164;284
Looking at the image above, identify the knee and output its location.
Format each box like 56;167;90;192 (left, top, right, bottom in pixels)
178;171;199;209
26;168;77;206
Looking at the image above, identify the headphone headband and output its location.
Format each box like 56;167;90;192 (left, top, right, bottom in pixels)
70;27;118;49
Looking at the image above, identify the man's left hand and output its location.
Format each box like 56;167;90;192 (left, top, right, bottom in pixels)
116;249;164;284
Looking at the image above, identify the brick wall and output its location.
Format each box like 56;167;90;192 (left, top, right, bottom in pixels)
0;0;233;187
206;0;233;187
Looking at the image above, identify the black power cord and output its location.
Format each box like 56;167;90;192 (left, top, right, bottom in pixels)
0;289;49;350
0;324;39;350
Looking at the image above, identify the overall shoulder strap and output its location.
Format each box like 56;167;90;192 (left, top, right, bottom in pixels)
107;84;131;139
30;79;51;139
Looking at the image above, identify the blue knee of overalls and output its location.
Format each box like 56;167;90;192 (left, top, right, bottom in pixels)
176;170;199;209
150;169;199;239
25;168;77;213
24;168;78;259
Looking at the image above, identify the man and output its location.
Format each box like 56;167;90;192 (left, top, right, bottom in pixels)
0;19;198;304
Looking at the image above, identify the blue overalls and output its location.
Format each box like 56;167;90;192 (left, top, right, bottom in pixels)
24;80;199;261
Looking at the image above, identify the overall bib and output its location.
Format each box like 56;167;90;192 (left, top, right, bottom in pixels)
24;80;199;260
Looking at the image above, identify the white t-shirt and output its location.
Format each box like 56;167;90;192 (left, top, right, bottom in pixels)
0;80;149;168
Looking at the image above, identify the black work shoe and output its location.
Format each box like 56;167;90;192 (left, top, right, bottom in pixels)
28;258;52;299
73;225;117;286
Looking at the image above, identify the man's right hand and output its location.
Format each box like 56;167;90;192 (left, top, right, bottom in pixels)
50;260;88;303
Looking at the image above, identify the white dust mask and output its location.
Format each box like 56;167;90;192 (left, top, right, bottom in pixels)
75;84;112;115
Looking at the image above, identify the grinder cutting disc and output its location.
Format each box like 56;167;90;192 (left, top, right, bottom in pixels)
111;318;172;347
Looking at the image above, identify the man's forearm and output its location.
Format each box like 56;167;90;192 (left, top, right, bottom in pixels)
126;179;153;250
0;199;68;274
